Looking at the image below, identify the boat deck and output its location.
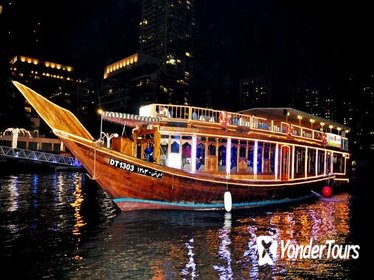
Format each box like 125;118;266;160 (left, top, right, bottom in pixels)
137;103;349;151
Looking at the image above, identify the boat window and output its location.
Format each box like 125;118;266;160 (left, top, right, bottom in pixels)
326;152;333;174
160;144;168;166
182;142;192;172
280;145;291;180
238;144;247;174
255;142;275;177
171;141;179;153
169;141;181;169
333;153;344;174
136;142;142;159
262;143;276;176
317;150;325;175
218;145;226;172
307;148;317;176
247;141;255;174
208;144;216;156
239;145;246;158
257;142;263;174
231;145;238;170
196;143;205;171
294;146;306;178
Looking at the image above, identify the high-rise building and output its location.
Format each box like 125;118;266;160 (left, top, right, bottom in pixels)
302;85;338;122
353;74;374;154
1;1;43;57
100;53;160;114
139;0;196;105
7;55;94;134
239;76;271;109
304;88;321;116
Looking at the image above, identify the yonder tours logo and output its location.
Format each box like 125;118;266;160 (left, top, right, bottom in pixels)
256;236;360;266
256;235;278;266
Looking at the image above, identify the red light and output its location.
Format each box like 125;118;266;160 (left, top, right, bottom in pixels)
322;185;333;197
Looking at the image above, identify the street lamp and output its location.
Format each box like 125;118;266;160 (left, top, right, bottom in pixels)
3;128;32;149
97;108;104;137
297;115;303;126
285;110;290;123
329;125;333;133
320;122;325;132
309;118;315;129
101;132;119;148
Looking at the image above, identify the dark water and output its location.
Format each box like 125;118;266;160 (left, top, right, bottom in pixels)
0;167;368;279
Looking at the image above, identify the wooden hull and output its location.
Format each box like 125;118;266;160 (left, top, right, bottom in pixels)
62;136;332;211
12;81;348;212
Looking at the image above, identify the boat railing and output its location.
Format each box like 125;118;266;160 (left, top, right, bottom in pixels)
152;103;265;129
142;103;348;148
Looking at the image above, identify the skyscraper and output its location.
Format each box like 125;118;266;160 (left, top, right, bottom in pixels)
7;55;94;134
239;76;272;109
302;85;338;122
139;0;196;105
101;53;161;114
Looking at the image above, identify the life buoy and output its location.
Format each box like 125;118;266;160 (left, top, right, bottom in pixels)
219;111;227;128
322;133;327;146
226;113;232;125
219;111;232;128
219;111;225;122
286;124;293;138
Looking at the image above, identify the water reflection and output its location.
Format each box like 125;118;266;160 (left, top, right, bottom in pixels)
0;171;362;279
71;173;86;237
213;212;233;279
181;238;197;279
66;193;357;279
7;175;19;212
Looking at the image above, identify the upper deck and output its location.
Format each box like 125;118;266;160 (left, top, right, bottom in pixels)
138;103;350;151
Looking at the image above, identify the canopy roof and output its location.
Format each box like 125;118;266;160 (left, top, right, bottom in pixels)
239;107;350;131
102;111;160;127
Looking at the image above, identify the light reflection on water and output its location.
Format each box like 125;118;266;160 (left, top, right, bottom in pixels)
0;172;363;279
7;175;19;212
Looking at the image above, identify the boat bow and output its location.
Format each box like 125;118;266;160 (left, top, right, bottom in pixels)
12;81;93;141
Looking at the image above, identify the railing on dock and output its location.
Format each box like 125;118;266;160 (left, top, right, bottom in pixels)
0;145;81;167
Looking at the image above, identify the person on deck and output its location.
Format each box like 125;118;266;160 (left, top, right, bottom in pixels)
144;143;154;162
158;106;171;118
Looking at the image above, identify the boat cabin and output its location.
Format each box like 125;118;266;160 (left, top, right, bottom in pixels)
103;104;350;183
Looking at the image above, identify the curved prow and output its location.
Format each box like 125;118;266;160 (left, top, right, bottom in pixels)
12;81;94;141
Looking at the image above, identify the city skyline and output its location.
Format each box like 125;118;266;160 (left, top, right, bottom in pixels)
3;1;374;90
1;0;374;157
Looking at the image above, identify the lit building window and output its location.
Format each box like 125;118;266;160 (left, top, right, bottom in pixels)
166;58;176;65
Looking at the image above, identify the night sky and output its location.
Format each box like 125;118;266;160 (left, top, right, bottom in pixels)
4;0;374;105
